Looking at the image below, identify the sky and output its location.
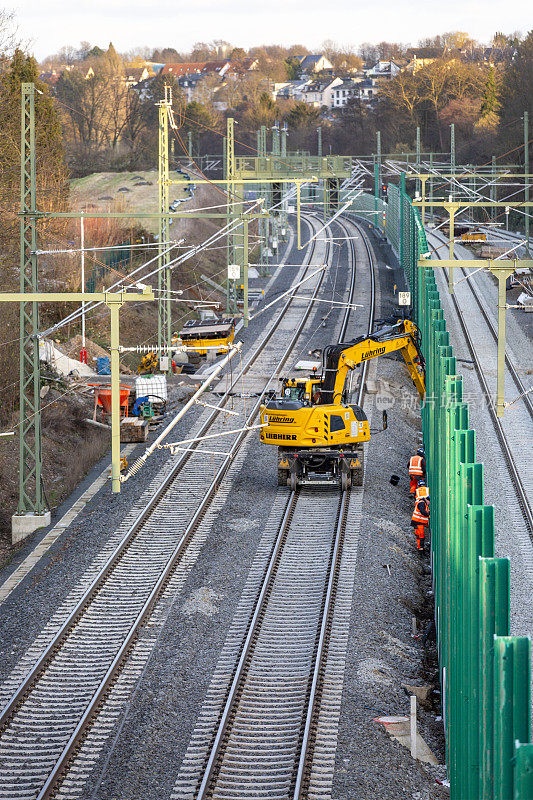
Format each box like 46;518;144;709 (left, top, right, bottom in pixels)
13;0;531;60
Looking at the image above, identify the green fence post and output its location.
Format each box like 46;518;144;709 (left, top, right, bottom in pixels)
399;173;406;270
494;637;531;800
468;504;495;800
514;742;533;800
479;557;510;800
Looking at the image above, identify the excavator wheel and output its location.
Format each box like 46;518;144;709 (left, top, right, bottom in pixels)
341;471;351;492
277;468;289;487
289;471;298;492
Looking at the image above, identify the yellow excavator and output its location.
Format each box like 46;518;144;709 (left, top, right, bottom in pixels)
259;319;425;489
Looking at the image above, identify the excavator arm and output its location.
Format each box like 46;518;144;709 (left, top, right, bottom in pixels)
320;320;425;403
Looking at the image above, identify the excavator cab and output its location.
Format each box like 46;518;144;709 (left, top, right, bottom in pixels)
259;320;425;489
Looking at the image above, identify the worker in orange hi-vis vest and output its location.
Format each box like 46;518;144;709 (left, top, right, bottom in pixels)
411;496;430;551
408;449;426;494
415;479;429;504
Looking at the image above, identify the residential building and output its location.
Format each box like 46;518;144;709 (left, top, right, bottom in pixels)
357;78;376;102
365;60;401;80
301;77;343;108
161;61;210;79
297;54;334;74
179;72;207;102
330;78;363;108
124;66;152;86
271;79;310;101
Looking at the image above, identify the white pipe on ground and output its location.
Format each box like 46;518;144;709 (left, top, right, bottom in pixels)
120;342;242;482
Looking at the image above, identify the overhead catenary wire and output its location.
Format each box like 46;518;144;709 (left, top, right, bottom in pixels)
120;342;242;482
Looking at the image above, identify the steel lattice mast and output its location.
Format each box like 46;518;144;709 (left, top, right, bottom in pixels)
18;82;44;516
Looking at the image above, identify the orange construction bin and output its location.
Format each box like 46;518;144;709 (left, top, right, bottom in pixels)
92;384;131;420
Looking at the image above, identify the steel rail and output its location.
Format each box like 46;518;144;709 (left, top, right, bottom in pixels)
195;488;299;798
292;489;348;798
0;216;318;733
427;237;533;537
430;232;533;420
0;217;331;799
195;213;376;800
37;229;332;800
34;221;332;800
292;214;377;798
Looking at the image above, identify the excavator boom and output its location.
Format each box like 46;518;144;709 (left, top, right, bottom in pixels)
320;319;425;403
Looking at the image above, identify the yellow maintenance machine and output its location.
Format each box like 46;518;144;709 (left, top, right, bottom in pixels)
175;318;236;356
259;319;425;489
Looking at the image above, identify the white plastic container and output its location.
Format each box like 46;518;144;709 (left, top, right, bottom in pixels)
135;375;168;403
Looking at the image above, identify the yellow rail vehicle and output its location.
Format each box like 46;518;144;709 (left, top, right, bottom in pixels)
259;320;426;489
176;318;235;356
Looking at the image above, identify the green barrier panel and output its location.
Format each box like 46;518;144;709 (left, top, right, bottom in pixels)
479;557;510;799
514;742;533;800
494;637;531;799
345;188;531;798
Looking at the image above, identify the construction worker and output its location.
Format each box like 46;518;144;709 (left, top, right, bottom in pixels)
411;496;430;551
415;479;429;504
408;448;426;494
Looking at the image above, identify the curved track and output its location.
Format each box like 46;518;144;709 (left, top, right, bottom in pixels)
426;232;533;538
0;216;335;800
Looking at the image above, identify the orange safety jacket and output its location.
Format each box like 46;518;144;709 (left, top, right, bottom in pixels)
409;455;424;477
412;499;430;525
415;486;430;503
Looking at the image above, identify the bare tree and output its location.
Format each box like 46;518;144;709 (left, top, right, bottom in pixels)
0;9;20;57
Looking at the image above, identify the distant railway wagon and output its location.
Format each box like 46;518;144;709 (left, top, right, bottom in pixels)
176;318;235;355
461;231;487;243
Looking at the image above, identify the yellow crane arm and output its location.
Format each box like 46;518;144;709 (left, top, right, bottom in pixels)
328;321;425;402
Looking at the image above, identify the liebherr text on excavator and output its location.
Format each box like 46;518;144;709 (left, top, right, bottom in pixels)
259;319;425;489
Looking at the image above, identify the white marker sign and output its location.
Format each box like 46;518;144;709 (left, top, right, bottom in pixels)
228;264;240;280
398;291;411;306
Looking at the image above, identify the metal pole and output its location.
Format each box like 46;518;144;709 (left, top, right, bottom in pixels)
108;300;122;493
374;163;379;228
272;124;280;156
188;130;193;158
157;89;171;364
491;155;497;222
17;82;44;519
297;181;301;250
281;123;287;158
376;130;381;185
80;216;85;349
429;151;434;221
317;126;322;157
421;177;427;227
226;118;238;313
450;123;455;202
416;126;421;199
495;267;514;417
524;111;529;252
243;219;249;327
399;172;405;269
447;205;456;294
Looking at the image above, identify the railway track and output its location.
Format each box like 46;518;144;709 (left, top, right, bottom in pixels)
426;232;533;537
0;215;339;800
174;215;376;800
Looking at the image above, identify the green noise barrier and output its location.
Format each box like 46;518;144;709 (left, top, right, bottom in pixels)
350;183;533;799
